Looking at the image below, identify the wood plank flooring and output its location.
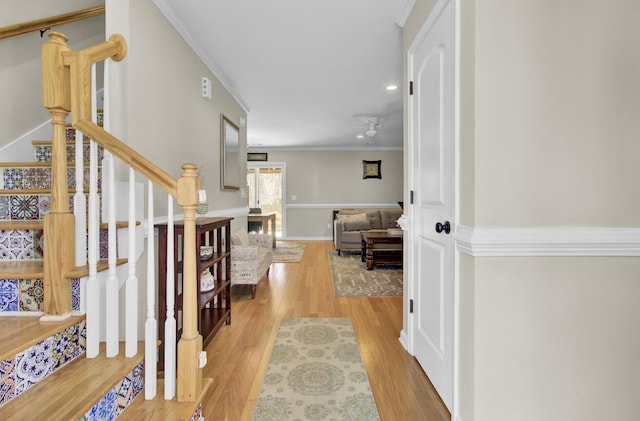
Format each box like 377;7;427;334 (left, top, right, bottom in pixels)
201;240;449;421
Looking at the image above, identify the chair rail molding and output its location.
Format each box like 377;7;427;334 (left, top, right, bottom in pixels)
455;225;640;257
286;203;401;209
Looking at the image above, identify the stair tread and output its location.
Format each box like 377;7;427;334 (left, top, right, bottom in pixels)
0;259;44;278
66;258;129;278
0;220;43;230
0;258;129;279
120;377;213;421
0;161;96;167
0;188;100;194
32;140;93;145
0;315;84;361
0;220;137;230
1;341;144;420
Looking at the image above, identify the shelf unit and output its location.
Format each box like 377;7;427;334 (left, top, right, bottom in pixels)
156;216;233;370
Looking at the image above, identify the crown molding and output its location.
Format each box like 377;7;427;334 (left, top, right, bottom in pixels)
395;0;416;28
152;0;250;113
455;225;640;257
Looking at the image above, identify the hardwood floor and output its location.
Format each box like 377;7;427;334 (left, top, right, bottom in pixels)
202;240;449;421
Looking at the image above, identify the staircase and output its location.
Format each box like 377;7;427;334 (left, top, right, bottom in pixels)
0;33;210;420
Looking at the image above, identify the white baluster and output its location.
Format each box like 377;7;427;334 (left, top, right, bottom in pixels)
86;136;100;358
145;181;157;399
164;195;176;399
125;168;139;358
86;62;101;358
103;59;119;357
74;127;87;315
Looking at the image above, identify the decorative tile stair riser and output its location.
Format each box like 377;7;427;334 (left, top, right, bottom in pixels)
253;318;380;421
0;319;87;407
80;361;144;421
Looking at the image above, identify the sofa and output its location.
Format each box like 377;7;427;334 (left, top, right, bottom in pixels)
333;208;403;255
230;230;273;299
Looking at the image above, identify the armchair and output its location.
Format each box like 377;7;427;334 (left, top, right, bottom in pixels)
230;230;273;299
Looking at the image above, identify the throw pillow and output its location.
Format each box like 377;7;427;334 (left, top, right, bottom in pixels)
231;229;250;246
380;209;403;228
342;213;371;231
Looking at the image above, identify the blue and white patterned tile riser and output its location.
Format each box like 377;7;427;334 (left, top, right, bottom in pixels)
80;361;144;421
1;167;101;192
71;278;80;312
0;278;46;312
0;229;41;259
0;194;98;222
0;319;86;407
190;403;203;421
0;280;19;311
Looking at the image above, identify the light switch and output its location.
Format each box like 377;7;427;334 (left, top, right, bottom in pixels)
201;77;212;100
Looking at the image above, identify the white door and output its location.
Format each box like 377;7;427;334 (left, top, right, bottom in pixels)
408;0;455;411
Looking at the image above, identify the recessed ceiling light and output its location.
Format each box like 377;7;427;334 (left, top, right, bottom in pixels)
386;84;398;91
356;134;364;139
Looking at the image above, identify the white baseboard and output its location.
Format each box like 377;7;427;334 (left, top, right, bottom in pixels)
285;236;332;241
399;329;409;352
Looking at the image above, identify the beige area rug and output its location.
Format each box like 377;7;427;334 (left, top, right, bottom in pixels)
272;241;306;263
253;318;380;421
328;251;403;297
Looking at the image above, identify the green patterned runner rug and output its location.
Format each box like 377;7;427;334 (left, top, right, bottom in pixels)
252;318;380;421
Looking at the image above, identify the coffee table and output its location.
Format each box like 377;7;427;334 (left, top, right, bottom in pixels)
361;231;403;270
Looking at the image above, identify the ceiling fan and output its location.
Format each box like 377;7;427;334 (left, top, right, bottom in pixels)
364;117;381;138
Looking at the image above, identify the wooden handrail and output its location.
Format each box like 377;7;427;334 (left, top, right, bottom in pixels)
60;33;178;196
75;120;178;197
0;6;105;40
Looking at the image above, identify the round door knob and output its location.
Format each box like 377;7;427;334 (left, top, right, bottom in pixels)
435;221;451;234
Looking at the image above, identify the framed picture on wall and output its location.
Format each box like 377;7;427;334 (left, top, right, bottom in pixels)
362;160;381;179
248;152;268;161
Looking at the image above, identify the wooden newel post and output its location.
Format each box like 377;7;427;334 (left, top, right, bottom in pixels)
176;163;203;401
41;32;74;319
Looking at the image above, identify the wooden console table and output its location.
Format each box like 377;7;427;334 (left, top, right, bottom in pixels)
361;231;403;270
247;212;276;247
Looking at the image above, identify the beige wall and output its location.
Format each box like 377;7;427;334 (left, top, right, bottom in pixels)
106;0;247;216
105;0;248;336
265;149;403;238
475;258;640;421
405;0;640;420
475;1;640;227
0;1;105;149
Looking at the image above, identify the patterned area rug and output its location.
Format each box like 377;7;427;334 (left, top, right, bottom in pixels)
272;241;306;263
328;251;403;297
253;318;380;421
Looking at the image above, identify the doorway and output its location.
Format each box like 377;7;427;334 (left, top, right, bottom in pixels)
247;163;286;238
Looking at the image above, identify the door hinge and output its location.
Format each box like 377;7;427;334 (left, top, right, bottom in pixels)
410;190;414;204
409;81;414;95
410;299;414;313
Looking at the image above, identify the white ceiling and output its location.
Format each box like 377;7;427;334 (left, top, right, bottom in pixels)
153;0;406;150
